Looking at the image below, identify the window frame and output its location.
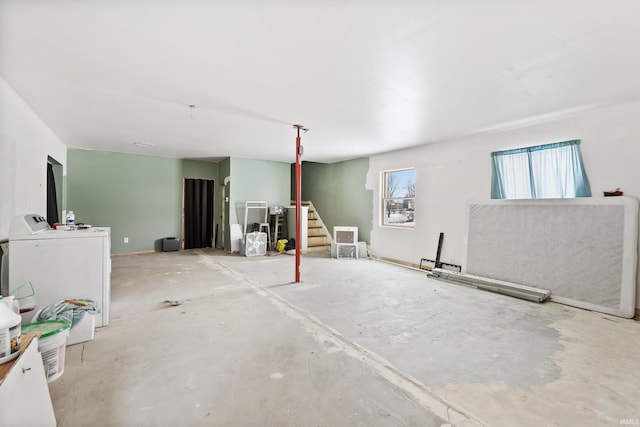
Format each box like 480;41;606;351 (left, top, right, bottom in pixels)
381;167;416;228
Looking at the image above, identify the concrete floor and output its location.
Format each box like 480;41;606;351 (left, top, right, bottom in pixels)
49;249;640;426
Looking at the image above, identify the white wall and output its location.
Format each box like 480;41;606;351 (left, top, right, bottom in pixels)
368;100;640;309
0;76;67;239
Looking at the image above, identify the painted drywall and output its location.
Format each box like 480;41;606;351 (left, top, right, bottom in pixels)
181;160;219;181
301;159;373;243
229;157;291;224
67;149;218;254
227;157;291;251
367;100;640;309
0;76;67;239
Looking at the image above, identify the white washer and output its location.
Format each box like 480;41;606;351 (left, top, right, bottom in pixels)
8;214;111;327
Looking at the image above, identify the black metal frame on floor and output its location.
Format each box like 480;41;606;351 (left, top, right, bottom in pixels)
419;232;462;272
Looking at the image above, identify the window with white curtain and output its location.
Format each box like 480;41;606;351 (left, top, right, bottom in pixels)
491;140;591;199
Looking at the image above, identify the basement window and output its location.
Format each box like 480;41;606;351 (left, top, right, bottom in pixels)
491;140;591;199
382;168;415;227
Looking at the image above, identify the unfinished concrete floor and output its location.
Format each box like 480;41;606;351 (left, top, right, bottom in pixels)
49;249;640;426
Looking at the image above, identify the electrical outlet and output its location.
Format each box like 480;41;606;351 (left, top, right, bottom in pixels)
124;237;129;244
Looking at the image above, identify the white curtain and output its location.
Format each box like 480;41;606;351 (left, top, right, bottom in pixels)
491;140;591;199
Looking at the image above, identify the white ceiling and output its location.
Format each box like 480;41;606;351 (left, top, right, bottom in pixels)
2;1;640;164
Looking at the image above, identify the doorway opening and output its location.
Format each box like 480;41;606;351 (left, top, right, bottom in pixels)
47;156;63;226
183;178;215;249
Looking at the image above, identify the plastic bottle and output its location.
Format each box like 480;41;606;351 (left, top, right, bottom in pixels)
0;296;22;363
66;210;75;226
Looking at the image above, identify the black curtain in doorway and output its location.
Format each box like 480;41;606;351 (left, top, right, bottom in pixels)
184;178;214;249
46;163;59;226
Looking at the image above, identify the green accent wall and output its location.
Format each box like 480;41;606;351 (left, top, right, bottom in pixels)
227;157;291;251
66;148;364;254
301;158;373;243
67;149;219;254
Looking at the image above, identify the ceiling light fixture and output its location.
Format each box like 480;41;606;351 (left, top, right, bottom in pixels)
133;141;154;147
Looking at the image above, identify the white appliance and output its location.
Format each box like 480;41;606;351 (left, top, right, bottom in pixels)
8;214;111;327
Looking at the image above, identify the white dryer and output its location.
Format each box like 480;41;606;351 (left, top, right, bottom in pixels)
8;214;111;327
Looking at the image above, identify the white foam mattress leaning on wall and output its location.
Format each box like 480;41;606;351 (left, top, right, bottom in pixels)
463;196;638;318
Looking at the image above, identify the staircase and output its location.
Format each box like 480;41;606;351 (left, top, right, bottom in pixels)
303;202;331;253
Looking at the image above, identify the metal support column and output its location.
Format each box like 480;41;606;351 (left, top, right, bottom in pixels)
293;124;307;283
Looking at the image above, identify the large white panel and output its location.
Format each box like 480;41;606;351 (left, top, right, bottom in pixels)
464;197;638;317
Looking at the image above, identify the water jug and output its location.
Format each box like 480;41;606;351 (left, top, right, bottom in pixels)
0;296;21;364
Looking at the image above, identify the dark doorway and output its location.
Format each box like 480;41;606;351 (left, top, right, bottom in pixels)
183;178;215;249
46;161;59;226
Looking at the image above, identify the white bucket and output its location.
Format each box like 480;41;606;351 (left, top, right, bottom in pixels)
21;320;70;383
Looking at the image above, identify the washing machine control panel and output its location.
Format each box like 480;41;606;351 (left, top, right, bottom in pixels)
10;214;51;235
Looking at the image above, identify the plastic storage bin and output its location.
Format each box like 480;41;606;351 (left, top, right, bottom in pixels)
162;237;180;252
